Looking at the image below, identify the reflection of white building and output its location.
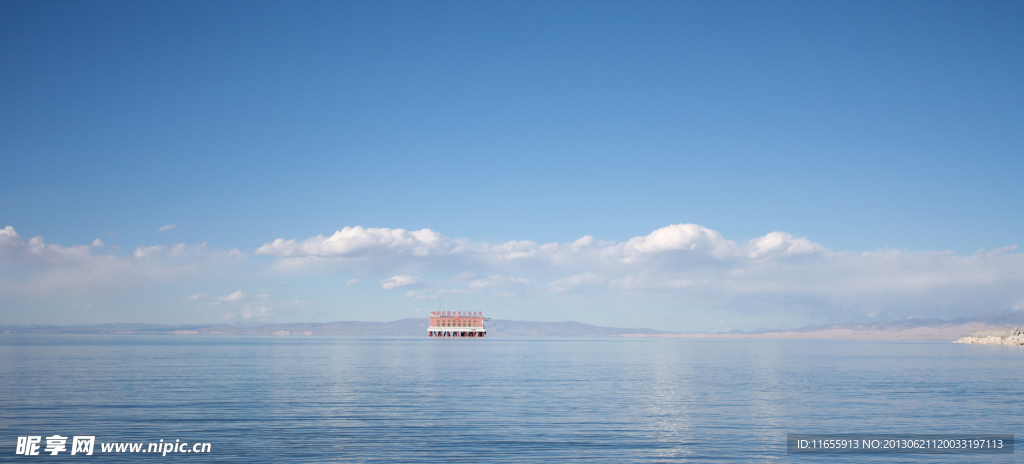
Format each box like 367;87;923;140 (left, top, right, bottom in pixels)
428;311;487;338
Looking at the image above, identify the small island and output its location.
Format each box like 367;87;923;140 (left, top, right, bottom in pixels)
953;328;1023;346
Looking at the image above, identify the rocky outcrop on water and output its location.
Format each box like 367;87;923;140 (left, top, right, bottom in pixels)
953;334;1024;346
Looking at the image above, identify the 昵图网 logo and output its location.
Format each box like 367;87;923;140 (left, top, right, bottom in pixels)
14;436;211;456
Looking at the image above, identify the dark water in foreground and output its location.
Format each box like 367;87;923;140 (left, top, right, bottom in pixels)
0;335;1021;462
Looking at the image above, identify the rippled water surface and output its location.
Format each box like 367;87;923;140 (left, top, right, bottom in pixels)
1;335;1021;462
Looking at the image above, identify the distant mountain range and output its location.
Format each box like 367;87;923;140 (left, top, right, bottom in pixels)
759;312;1024;334
2;312;1022;339
650;312;1024;340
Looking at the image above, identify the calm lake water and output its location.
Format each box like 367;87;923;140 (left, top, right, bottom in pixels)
1;335;1020;462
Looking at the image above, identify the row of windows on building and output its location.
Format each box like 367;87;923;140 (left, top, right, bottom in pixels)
434;322;478;327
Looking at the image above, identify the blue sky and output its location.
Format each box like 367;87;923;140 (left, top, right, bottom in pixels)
1;1;1022;331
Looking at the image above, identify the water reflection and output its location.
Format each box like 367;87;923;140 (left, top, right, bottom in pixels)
0;336;1020;463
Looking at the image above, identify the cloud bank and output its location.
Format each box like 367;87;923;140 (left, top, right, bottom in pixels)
0;226;243;297
255;224;1024;321
2;223;1022;327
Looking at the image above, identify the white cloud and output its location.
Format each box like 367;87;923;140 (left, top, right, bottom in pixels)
255;226;451;258
467;275;534;290
407;274;537;298
405;288;465;300
0;227;93;264
746;231;823;259
381;274;421;289
134;245;164;259
0;225;243;297
157;224;176;232
167;243;190;256
234;306;271;321
622;224;738;259
608;273;701;290
548;272;606;292
91;239;104;247
345;278;361;286
974;245;1018;258
219;290;246;302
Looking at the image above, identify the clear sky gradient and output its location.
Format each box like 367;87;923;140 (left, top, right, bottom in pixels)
2;1;1022;331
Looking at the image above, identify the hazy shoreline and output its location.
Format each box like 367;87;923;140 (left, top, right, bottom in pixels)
4;312;1024;340
620;322;1013;340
